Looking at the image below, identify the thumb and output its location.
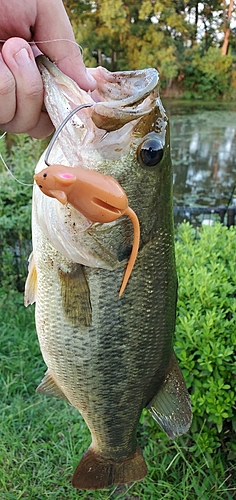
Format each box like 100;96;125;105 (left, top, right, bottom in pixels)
33;0;96;91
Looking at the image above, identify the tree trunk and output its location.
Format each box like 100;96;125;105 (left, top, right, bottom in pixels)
111;50;117;71
97;49;102;65
221;0;235;56
222;27;231;55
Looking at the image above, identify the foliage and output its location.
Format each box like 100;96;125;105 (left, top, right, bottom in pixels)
175;223;236;457
182;47;234;99
0;134;46;291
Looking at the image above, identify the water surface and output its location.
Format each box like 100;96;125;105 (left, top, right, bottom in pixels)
164;101;236;224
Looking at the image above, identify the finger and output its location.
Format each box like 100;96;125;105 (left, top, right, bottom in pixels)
0;52;16;124
1;38;45;134
34;0;96;91
27;110;54;139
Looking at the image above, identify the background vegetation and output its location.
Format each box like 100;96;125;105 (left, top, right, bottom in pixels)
0;135;47;291
63;0;236;99
0;134;235;498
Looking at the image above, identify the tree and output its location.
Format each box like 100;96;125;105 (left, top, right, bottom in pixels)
221;0;235;55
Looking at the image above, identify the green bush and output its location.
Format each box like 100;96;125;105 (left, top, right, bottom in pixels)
175;223;236;458
182;47;233;99
0;134;46;291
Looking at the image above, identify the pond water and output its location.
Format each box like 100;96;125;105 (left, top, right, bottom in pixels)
164;101;236;225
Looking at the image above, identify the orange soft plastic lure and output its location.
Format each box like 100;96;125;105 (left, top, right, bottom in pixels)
34;164;140;296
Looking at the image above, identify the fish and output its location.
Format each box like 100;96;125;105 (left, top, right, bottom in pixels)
25;55;192;491
33;163;140;296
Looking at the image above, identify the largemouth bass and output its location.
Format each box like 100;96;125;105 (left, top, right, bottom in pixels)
25;56;192;490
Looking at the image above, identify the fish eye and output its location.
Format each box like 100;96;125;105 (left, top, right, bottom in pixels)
138;134;164;169
43;173;47;178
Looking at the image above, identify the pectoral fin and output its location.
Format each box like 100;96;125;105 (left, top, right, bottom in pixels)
24;252;37;306
36;370;69;402
147;352;192;439
58;264;92;326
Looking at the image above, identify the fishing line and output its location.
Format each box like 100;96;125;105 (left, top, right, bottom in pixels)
0;38;84;56
0;150;34;186
44;103;93;165
0;103;94;187
0;133;33;186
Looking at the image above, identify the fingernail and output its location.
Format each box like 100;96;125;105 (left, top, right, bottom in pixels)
14;48;31;67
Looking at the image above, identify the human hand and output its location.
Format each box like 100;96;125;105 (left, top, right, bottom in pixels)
0;0;96;138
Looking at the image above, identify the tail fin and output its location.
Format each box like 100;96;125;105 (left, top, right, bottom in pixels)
72;446;147;490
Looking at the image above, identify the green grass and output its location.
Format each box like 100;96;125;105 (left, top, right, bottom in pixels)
0;288;235;500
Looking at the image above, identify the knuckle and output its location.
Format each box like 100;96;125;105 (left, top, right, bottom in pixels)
0;61;16;122
0;73;15;98
24;81;43;102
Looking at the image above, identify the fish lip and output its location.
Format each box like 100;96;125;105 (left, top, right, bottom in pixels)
36;55;159;110
92;67;159;109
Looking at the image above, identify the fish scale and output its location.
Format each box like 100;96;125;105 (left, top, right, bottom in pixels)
25;56;192;490
34;227;176;453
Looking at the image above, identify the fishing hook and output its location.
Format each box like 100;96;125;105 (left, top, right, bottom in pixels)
44;103;94;166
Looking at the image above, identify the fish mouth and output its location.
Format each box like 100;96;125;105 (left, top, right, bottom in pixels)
36;55;158;108
36;56;159;154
